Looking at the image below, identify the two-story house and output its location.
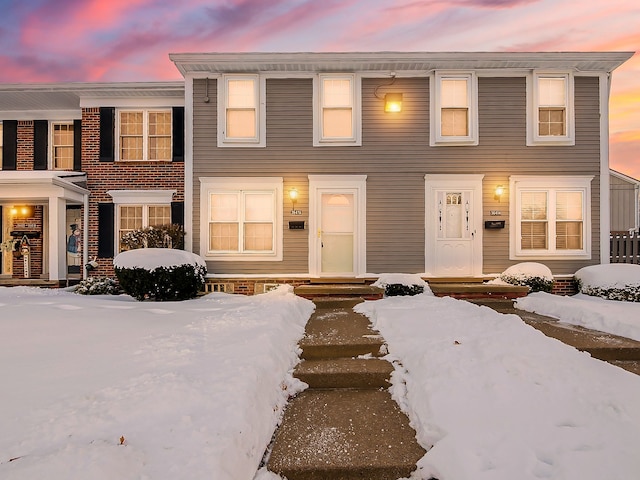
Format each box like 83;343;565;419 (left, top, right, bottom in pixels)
0;83;185;284
170;51;632;294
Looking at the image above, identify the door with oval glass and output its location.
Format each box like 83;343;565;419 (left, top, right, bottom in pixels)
425;175;483;276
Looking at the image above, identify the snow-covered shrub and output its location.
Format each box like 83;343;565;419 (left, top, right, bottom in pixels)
575;264;640;302
74;277;121;295
114;248;206;301
372;273;428;297
499;262;554;292
120;224;185;250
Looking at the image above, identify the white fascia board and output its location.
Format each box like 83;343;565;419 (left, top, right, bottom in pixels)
80;97;184;108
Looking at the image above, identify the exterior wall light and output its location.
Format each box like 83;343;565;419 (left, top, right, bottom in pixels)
289;188;298;209
9;205;34;218
494;185;505;201
384;93;403;113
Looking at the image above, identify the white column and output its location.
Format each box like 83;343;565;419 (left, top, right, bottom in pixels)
48;196;67;281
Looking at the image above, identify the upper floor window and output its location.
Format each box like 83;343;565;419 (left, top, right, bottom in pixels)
510;175;591;259
431;72;478;146
218;75;265;147
527;72;574;146
52;122;74;170
117;109;172;161
314;74;361;146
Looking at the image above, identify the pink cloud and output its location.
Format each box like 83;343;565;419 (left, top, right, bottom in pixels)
611;133;640;180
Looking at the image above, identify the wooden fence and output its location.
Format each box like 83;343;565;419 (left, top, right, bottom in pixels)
610;231;640;264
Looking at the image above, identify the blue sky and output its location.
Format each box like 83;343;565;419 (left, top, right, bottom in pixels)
1;0;638;177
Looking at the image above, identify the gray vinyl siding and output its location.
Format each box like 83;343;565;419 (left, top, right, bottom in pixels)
192;76;602;276
610;174;639;231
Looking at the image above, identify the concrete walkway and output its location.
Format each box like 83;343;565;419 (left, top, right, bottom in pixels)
266;298;426;480
471;298;640;375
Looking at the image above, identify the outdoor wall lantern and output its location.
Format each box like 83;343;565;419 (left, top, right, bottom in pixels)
375;72;402;113
9;205;34;218
289;188;302;215
384;93;403;113
494;185;505;201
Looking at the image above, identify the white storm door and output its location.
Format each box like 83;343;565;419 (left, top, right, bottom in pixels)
309;175;367;277
425;175;483;276
320;192;355;274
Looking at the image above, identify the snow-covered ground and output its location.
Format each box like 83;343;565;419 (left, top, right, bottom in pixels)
0;286;313;480
516;263;640;341
2;271;640;480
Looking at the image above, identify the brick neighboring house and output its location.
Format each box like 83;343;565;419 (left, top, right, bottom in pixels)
0;83;185;284
170;51;633;294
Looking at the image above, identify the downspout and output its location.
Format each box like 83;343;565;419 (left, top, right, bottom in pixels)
599;72;612;264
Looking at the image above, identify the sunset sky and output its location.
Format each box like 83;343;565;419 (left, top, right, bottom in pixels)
1;0;638;178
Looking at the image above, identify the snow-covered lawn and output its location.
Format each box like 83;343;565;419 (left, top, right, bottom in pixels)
0;286;313;480
356;291;640;480
2;275;640;480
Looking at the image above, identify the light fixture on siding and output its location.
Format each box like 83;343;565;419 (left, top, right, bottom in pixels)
289;188;298;210
384;93;403;113
375;72;402;113
494;185;505;201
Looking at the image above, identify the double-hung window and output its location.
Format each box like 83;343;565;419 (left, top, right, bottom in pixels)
107;190;176;253
218;75;264;147
510;176;591;259
117;109;172;161
200;177;283;260
527;72;574;145
431;72;478;146
52;122;74;170
315;74;360;146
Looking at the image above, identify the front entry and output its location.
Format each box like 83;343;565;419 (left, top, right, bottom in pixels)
425;175;484;276
308;175;367;277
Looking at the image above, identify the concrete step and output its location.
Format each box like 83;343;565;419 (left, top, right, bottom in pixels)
430;282;529;299
295;284;384;300
299;306;386;360
267;389;426;480
295;358;394;389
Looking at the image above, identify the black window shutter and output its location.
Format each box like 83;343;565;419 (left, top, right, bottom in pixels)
73;119;82;171
99;107;115;162
97;203;115;258
171;201;184;226
172;106;184;162
2;120;17;170
33;120;48;170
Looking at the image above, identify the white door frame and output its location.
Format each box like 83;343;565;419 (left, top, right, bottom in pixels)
424;174;484;276
308;175;367;277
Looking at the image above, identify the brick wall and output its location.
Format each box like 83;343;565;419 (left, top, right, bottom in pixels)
17;121;34;170
552;277;578;296
82;108;185;278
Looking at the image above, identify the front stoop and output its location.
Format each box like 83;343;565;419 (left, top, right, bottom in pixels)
266;299;426;480
295;284;384;300
429;283;529;299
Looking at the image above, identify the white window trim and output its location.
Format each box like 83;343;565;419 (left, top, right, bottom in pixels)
526;71;575;146
217;74;266;147
49;120;74;170
313;73;362;147
108;190;176;254
430;71;478;146
115;108;173;162
199;177;283;261
509;175;592;260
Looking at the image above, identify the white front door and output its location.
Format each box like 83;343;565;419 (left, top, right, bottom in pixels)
425;175;484;276
309;175;367;277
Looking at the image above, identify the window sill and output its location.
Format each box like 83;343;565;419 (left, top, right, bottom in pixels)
510;252;591;261
203;253;283;262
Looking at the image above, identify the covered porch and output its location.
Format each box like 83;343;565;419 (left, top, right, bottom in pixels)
0;171;89;285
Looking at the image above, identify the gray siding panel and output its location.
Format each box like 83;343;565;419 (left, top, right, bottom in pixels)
610;174;638;231
193;76;602;276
